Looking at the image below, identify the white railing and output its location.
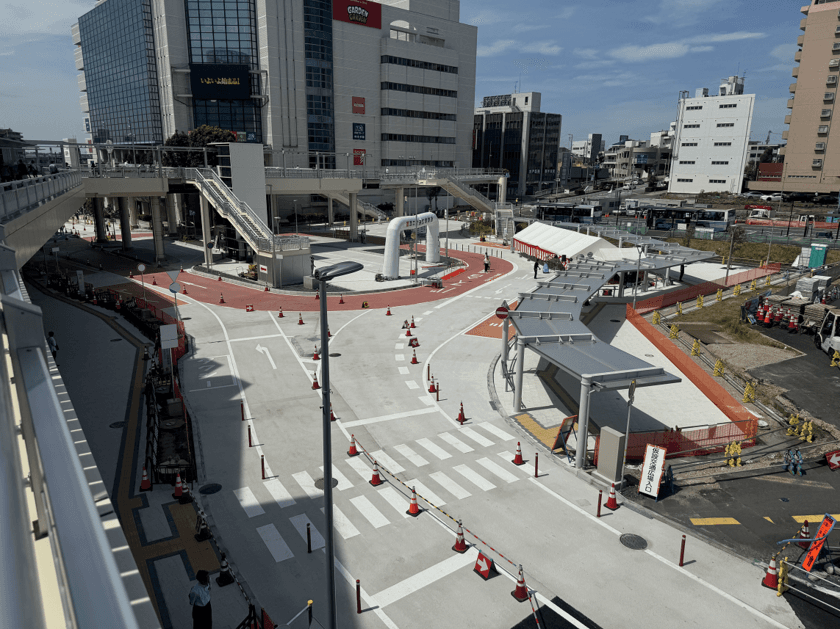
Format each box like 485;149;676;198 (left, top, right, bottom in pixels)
0;172;83;221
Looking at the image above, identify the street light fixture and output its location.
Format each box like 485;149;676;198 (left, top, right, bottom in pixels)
312;261;364;629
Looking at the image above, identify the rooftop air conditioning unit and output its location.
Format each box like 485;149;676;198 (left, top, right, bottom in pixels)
813;159;823;168
821;109;833;118
819;125;829;133
828;75;838;85
826;93;836;101
816;142;826;151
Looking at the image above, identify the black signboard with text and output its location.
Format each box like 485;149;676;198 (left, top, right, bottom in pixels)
190;64;250;100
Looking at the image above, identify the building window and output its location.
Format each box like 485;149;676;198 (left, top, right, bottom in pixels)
677;178;693;182
719;103;737;109
381;159;454;167
709;179;726;183
381;108;456;121
711;160;729;165
381;82;457;98
686;105;703;110
716;123;735;127
714;142;732;146
683;124;700;128
380;55;458;74
681;142;698;147
679;160;695;164
381;133;457;144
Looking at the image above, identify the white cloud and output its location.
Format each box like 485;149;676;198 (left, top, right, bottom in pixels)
770;43;798;62
521;42;562;56
477;40;517;57
575;59;615;69
573;48;599;60
643;0;726;27
513;24;552;33
689;46;714;53
555;7;577;20
757;64;791;73
685;31;766;44
609;43;692;62
466;10;513;27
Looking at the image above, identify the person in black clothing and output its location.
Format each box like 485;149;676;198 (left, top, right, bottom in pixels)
16;160;27;180
533;259;540;279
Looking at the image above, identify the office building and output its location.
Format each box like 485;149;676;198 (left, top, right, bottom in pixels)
472;92;562;199
668;76;754;194
72;0;477;169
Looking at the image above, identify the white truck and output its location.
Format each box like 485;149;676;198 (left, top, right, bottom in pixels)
747;208;775;220
813;306;840;358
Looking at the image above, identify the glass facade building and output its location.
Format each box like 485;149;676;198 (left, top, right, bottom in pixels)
77;0;162;144
303;0;335;167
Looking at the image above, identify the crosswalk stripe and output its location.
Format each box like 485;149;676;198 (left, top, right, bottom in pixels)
292;471;323;499
478;423;516;441
496;451;531;474
233;487;265;518
378;486;410;519
453;464;496;491
458;426;494;448
264;479;297;509
405;380;419;389
395;354;405;361
406;478;446;507
438;432;474;453
476;457;519;483
395;343;404;350
416;437;451;460
319;465;353;491
345;456;373;482
350;495;391;528
398;366;410;375
371;450;405;474
323;506;360;539
394;444;429;467
289;514;326;550
429;471;472;500
256;524;294;562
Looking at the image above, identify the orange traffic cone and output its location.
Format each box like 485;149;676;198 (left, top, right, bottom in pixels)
339;294;345;304
411;316;416;329
152;276;157;286
457;402;465;424
605;483;619;510
298;313;304;325
315;292;320;300
217;275;222;281
330;403;337;422
129;270;134;278
264;284;270;292
761;557;779;589
139;465;151;491
452;521;467;553
182;285;188;295
799;521;810;549
428;377;436;393
369;461;384;487
511;566;528;602
386;306;392;316
172;472;183;499
411;350;419;364
348;434;359;457
312;373;320;390
219;293;225;304
313;346;320;361
278;308;284;318
328;327;331;338
406;487;421;517
406;327;412;337
512;442;524;465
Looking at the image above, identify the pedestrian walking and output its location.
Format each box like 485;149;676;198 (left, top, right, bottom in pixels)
483;253;490;273
47;331;59;362
189;569;212;629
533;259;539;279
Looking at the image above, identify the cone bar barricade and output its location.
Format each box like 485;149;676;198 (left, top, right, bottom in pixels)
762;557;779;589
605;483;619;510
298;313;304;325
799;521;810;549
348;435;359;457
369;461;384;487
511;566;528;602
411;350;419;364
406;487;421;516
452;522;467;553
278;307;284;318
312;373;320;390
172;472;183;499
139;465;152;491
512;442;524;465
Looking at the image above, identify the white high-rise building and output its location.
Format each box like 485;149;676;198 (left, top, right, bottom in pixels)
668;76;755;194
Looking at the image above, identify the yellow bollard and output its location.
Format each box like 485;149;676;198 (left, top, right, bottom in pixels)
734;284;742;296
696;295;704;310
691;339;700;357
652;311;661;325
765;276;771;287
713;359;724;377
716;289;723;302
676;301;683;315
750;279;757;292
742;382;755;404
777;558;789;597
669;324;679;340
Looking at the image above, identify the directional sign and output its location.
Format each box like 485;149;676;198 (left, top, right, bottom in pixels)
246;304;255;312
826;450;840;470
256;344;277;370
166;270;180;283
495;306;509;320
169;282;181;294
473;551;497;580
802;515;836;572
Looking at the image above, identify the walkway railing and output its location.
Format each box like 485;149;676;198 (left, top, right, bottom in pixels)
0;171;82;221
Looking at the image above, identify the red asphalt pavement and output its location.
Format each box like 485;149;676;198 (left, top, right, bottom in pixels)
139;248;513;312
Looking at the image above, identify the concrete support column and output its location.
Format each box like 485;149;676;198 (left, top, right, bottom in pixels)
618;271;625;297
327;197;334;227
200;195;212;268
151;196;166;266
118;197;133;251
93;197;107;243
129;198;139;228
513;338;525;411
164;195;178;235
173;193;183;231
349;192;358;241
575;377;592;469
395;188;405;217
498;176;508;204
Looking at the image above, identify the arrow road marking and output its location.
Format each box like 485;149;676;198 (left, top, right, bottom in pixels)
256;344;276;369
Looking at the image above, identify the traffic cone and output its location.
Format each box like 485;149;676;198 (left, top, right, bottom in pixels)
411;316;416;329
330;404;337;422
264;284;269;292
219;293;225;304
511;567;528;602
182;285;188;295
411;350;419;364
315;292;320;300
457;402;465;424
216;552;235;587
129;270;134;278
172;472;183;499
327;327;331;338
312;373;320;390
386;306;392;316
339;294;345;304
512;442;524;465
369;461;384;487
764;306;773;326
406;326;412;337
406;487;421;517
313;346;320;361
605;483;619;510
774;307;783;326
217;275;222;282
428;377;436;393
790;314;799;332
152;276;157;286
799;521;810;549
761;557;779;589
452;522;467;553
298;313;304;325
179;482;193;505
348;434;359;457
139;465;151;491
278;308;284;318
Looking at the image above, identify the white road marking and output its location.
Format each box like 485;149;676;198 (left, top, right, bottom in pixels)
405;479;445;506
255;344;277;370
476;457;519;483
416;438;451;460
394;343;404;350
229;334;284;343
370;450;405;474
453;464;496;491
394;444;428;467
350;495;391;528
292;471;323;499
458;426;494;448
438;432;474;453
496;452;532;474
405;380;419;390
395;354;405;361
256;524;294;562
233;487;265;518
345;456;373;482
319;465;353;491
342;406;437;429
289;514;325;551
478;423;516;441
398;366;410;375
264;479;296;509
414;317;422;323
378;486;410;519
333;559;400;629
373;551;476;608
423;310;432;315
419;396;435;406
322;506;360;539
429;471;471;500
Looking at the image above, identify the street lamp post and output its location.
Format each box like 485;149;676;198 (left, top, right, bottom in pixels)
313;261;364;629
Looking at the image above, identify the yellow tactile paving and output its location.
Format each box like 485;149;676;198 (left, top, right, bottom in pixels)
513;412;560;449
690;517;741;526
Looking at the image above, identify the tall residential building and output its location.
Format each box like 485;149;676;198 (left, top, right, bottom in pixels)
779;0;840;193
668;76;754;194
72;0;477;169
471;92;562;199
571;134;604;162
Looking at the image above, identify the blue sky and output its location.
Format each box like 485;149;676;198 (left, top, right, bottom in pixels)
1;0;801;148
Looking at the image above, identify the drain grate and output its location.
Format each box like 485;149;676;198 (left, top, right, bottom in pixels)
620;534;648;550
199;483;223;495
314;477;339;490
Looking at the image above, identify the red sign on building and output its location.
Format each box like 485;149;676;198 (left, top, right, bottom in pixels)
333;0;382;29
353;149;366;166
352;96;366;114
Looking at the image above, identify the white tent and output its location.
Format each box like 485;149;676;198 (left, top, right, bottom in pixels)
513;222;615;261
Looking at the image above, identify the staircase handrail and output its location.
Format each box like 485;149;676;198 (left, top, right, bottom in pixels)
444;175;493;207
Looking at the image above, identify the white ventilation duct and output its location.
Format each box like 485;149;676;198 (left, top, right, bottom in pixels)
381;212;440;279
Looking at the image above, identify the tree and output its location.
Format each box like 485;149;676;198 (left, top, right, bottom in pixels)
162;125;236;167
425;186;441;212
759;147;774;164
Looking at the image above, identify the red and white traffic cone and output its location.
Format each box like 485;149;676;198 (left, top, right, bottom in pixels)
264;284;270;292
457;402;465;424
761;556;779;589
129;270;134;278
799;521;810;549
406;487;421;517
328;327;331;338
182;285;188;295
511;566;528;602
386;306;392;316
298;313;304;325
315;292;320;300
172;472;183;499
312;373;320;390
428;377;436;393
139;465;151;491
348;435;359;457
152;276;157;286
219;293;225;304
411;350;419;364
278;308;284;318
410;316;416;329
217;275;222;282
452;522;467;553
406;327;412;337
313;346;320;361
339;294;345;304
369;461;384;487
605;483;619;510
512;442;524;466
330;404;337;422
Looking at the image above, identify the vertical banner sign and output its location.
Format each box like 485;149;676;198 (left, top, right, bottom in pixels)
353;149;366;166
352;96;366;114
801;515;836;572
353;123;366;141
639;444;667;498
332;0;382;29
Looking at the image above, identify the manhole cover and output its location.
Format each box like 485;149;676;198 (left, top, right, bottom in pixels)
329;353;341;357
620;534;648;550
109;421;126;429
199;483;223;495
314;477;339;490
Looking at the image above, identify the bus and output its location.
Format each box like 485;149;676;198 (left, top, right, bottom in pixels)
533;203;604;224
645;207;735;232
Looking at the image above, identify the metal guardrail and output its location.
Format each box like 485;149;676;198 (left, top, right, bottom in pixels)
1;172;83;222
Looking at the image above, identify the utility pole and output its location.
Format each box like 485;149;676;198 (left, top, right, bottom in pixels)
724;227;735;284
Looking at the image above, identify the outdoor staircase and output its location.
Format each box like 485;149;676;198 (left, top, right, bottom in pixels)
436;176;495;213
